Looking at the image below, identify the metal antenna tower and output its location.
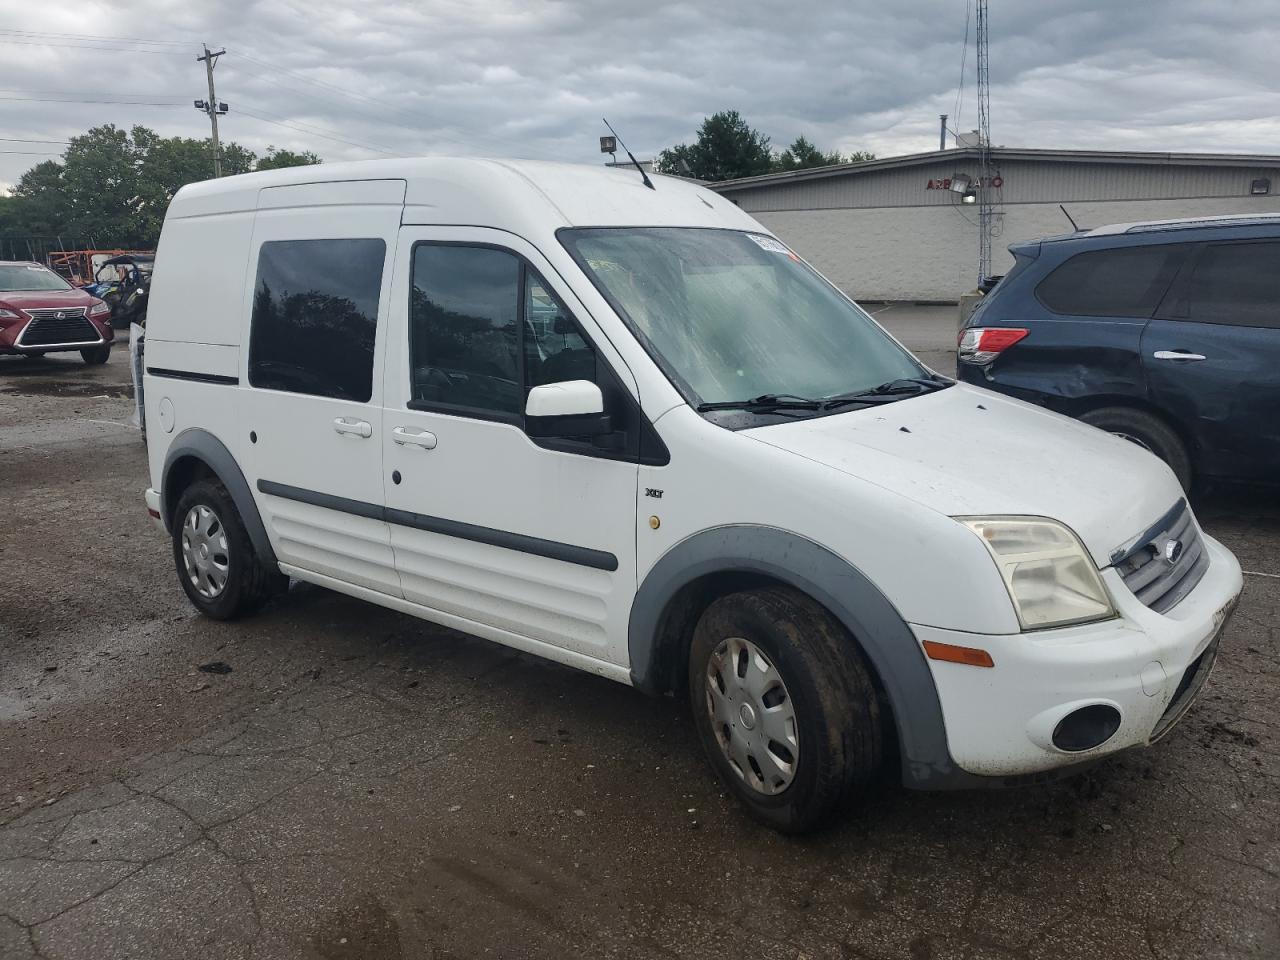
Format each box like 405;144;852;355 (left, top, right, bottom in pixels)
976;0;993;284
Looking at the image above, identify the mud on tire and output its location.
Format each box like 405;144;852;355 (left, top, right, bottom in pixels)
171;478;283;620
687;586;882;833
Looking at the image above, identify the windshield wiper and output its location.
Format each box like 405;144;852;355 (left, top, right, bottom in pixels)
696;393;822;413
821;376;953;411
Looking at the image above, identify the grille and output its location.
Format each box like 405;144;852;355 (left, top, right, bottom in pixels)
17;310;100;347
1113;501;1208;614
24;306;86;320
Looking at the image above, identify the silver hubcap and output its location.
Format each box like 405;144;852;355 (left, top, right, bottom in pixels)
181;504;229;599
705;637;799;795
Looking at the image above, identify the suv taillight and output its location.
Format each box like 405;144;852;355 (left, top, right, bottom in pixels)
958;327;1028;364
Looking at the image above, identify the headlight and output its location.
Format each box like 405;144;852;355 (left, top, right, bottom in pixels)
959;517;1115;630
0;308;19;319
89;302;111;317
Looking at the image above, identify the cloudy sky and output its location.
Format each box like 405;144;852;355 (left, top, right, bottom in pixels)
1;0;1279;190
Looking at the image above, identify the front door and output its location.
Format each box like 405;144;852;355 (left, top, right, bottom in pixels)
1145;239;1280;482
237;182;405;596
381;227;642;667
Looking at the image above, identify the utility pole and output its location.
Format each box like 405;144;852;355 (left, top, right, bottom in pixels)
195;45;227;177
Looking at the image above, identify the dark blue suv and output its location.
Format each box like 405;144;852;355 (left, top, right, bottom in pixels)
957;214;1280;489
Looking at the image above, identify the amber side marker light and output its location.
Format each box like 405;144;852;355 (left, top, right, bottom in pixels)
923;640;995;668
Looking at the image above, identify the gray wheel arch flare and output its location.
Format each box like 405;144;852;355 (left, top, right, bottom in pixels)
628;525;966;789
160;428;278;569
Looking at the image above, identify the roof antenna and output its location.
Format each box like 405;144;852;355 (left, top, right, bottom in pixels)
1059;203;1080;232
602;118;655;190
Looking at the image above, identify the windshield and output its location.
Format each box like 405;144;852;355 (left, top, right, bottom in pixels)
0;264;74;293
560;227;925;407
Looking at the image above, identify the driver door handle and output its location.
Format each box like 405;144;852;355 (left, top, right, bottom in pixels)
333;417;373;438
392;426;437;449
1153;350;1207;362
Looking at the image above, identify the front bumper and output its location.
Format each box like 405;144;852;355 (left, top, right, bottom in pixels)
914;532;1243;779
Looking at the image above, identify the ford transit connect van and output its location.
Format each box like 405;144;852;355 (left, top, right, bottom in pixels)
143;160;1242;832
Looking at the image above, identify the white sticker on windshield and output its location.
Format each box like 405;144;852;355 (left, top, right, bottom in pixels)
746;234;791;255
26;265;47;271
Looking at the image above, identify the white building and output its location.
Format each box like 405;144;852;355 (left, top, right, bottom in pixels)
709;147;1280;301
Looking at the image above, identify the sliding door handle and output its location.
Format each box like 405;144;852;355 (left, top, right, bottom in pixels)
1153;350;1206;362
392;426;437;449
333;417;373;438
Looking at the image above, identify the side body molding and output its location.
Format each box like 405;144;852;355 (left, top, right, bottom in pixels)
160;428;278;569
628;525;963;789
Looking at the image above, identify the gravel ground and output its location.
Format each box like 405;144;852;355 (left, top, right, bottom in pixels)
1;327;1276;960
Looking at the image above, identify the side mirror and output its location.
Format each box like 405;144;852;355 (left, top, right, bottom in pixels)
525;380;612;439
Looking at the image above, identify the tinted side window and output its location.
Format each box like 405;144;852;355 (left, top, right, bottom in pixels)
409;245;523;416
1036;244;1184;318
248;239;385;402
1183;242;1280;328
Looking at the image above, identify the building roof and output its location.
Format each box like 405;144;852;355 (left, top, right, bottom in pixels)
710;146;1280;192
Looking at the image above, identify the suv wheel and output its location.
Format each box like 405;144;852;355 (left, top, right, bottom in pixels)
1080;407;1192;490
81;345;111;365
688;587;882;833
171;479;283;619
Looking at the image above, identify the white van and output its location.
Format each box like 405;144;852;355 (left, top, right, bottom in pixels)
143;159;1242;831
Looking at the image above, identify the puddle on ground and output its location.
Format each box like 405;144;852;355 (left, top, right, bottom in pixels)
0;379;130;399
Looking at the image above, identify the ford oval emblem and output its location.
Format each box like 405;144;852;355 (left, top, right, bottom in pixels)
1164;539;1184;564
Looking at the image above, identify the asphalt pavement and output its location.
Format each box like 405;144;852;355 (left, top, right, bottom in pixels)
1;322;1277;959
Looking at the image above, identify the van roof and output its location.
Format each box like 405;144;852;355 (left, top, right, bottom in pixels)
165;157;757;236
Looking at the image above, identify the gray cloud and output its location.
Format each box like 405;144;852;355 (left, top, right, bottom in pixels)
2;0;1278;191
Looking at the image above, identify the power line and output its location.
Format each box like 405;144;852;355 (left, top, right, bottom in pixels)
0;137;71;145
0;95;185;106
225;48;564;159
0;38;181;55
0;149;62;155
237;107;399;154
0;28;192;46
236;107;397;155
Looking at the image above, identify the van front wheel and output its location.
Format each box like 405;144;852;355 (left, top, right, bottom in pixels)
171;479;282;620
687;587;882;833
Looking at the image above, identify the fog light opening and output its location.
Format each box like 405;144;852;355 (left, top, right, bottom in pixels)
1052;704;1122;752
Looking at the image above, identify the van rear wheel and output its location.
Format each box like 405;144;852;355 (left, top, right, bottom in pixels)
171;479;283;620
687;587;882;833
1080;406;1192;491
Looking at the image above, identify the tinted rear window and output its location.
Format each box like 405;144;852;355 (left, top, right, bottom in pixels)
1036;244;1185;318
1183;241;1280;328
248;239;386;402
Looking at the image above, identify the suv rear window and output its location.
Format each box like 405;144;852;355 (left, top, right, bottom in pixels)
1036;244;1184;318
1183;241;1280;328
248;239;386;402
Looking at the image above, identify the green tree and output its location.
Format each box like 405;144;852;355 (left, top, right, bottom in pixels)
656;110;775;181
0;124;325;248
773;135;875;172
255;146;322;171
6;160;72;238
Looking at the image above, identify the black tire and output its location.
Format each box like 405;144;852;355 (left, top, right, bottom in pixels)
171;478;283;620
687;587;882;833
81;345;111;365
1079;406;1192;490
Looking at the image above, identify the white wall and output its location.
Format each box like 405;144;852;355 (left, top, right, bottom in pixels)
754;195;1280;302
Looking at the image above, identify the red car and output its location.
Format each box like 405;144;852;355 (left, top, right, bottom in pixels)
0;261;114;364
